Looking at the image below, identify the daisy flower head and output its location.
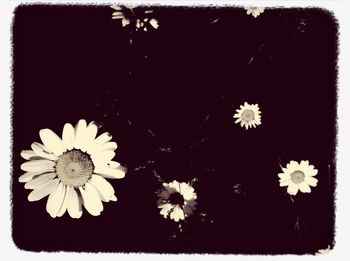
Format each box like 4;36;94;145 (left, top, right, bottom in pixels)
19;119;127;218
111;5;159;31
233;102;262;129
157;180;197;222
315;245;332;255
244;6;265;18
278;160;318;196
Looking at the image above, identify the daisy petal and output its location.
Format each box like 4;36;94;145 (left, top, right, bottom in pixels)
93;132;112;146
67;187;83;219
122;18;130;27
46;182;66;218
94;166;126;179
19;170;54;183
31;142;58;161
24;172;56;189
62;123;75;151
91;150;116;166
84;121;98;151
89;175;116;202
79;183;103;216
57;185;70;217
39;128;65;156
149;18;159;29
287;183;299;195
21;159;56;173
20;150;40;160
159;203;173;217
299;183;311;193
279;180;291;187
74;119;88;151
305;176;318;187
107;161;121;168
278;173;290;182
28;178;59;202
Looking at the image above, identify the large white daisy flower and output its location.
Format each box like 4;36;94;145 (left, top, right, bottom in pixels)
19;119;126;218
278;160;318;196
111;5;159;31
233;102;262;129
244;6;265;18
157;180;197;222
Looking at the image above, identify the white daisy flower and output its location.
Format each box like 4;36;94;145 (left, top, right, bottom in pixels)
19;119;126;218
111;5;159;31
315;245;332;255
157;180;197;222
233;102;262;129
278;160;318;196
245;6;265;18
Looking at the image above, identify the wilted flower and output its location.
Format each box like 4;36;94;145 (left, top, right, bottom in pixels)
111;5;159;31
157;180;197;222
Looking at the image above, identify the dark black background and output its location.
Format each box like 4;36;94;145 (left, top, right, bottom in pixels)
12;5;337;254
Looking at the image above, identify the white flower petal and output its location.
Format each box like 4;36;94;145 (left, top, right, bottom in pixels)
159;203;173;217
168;180;181;192
46;182;66;218
278;173;290;182
287;183;299;195
19;170;54;183
21;159;56;172
149;18;159;29
94;166;126;179
57;185;70;217
122;18;130;27
89;142;118;156
299;183;311;193
170;205;185;222
28;178;59;202
89;175;116;202
305;176;318;187
307;168;318;176
93;132;112;146
73;119;88;151
91;150;116;166
31;142;58;161
62;123;75;151
84;121;99;151
24;172;56;189
107;161;121;168
111;5;122;11
20;150;40;160
279;180;291;187
79;183;103;216
67;187;83;219
39;128;65;156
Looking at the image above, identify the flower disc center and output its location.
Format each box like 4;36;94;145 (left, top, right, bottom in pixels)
291;170;305;184
242;109;255;121
169;192;185;206
56;149;94;187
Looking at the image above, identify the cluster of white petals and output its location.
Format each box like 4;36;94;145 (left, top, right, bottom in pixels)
19;119;126;218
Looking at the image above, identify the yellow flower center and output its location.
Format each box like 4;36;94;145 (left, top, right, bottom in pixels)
242;109;255;122
56;149;94;187
290;170;305;184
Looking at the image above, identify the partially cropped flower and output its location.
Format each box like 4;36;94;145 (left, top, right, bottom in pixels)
233;102;262;129
278;160;318;196
315;245;332;255
245;6;265;18
157;180;197;222
111;5;159;31
19;119;126;218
